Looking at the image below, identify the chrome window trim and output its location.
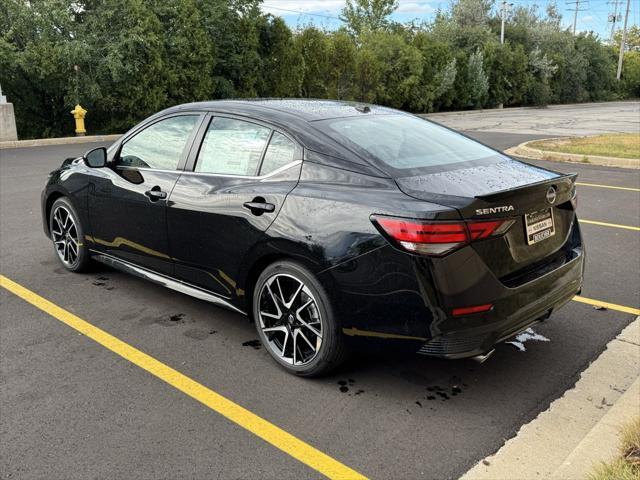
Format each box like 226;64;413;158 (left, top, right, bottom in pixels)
115;160;302;180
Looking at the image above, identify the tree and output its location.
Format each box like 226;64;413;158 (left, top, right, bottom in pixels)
466;49;489;108
527;47;558;106
341;0;398;36
257;16;303;97
0;0;636;139
483;41;530;107
356;32;422;108
620;51;640;97
295;26;330;98
613;25;640;51
326;30;357;99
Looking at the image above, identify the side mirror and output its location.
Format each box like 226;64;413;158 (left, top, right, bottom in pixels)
84;147;107;168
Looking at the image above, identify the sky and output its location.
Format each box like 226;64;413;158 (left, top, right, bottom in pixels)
260;0;639;42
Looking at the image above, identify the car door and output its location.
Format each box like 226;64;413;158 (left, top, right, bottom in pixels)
167;114;302;298
87;113;203;275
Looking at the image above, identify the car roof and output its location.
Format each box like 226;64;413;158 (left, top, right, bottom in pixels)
163;98;397;122
150;99;404;178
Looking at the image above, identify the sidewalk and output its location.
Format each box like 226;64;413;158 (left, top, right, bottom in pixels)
0;134;121;149
461;318;640;480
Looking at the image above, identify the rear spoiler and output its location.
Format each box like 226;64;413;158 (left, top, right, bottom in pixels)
475;173;577;201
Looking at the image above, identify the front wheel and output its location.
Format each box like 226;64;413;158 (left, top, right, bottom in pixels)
253;261;347;377
49;197;91;272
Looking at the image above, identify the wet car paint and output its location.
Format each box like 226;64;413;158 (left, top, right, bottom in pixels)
41;99;585;359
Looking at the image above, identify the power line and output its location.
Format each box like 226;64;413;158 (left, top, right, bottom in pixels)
261;5;344;22
566;0;589;34
608;0;622;41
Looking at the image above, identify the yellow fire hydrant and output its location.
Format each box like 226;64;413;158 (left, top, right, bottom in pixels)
70;104;87;136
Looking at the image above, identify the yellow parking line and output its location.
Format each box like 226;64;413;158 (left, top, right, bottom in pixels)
573;295;640;316
0;274;367;480
579;219;640;231
576;182;640;192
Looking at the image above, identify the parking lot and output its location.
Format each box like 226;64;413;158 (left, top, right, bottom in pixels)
1;123;639;478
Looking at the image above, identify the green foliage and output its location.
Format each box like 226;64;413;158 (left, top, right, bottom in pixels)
0;0;636;139
341;0;398;36
621;51;640;97
296;26;330;98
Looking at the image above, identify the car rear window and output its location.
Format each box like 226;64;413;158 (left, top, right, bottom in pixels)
315;114;500;174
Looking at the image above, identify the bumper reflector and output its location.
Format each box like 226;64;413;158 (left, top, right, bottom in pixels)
452;304;493;317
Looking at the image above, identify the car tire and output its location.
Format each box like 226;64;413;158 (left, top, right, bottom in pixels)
49;197;91;272
253;260;347;377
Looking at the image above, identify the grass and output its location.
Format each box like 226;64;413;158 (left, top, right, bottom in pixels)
589;416;640;480
529;133;640;159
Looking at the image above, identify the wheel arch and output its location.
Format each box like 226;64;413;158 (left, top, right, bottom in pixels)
43;190;67;237
241;250;336;322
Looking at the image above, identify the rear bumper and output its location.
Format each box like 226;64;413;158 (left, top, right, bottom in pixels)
420;218;584;358
327;219;584;357
418;246;583;358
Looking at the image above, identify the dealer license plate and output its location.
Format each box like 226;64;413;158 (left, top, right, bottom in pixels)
524;208;555;245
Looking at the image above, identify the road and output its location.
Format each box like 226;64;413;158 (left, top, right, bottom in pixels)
1;124;639;479
425;101;640;136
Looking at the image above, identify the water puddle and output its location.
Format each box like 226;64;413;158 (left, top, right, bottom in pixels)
506;328;550;352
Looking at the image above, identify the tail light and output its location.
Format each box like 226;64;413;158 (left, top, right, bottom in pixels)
372;215;514;256
452;304;493;316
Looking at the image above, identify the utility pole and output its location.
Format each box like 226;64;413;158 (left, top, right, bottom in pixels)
616;0;631;80
566;0;587;35
500;1;513;45
608;0;621;42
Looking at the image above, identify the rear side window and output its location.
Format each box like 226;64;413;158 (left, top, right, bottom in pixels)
316;114;499;174
196;117;271;175
119;115;199;170
260;132;296;175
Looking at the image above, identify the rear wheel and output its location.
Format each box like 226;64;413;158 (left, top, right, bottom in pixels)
49;197;91;272
253;261;346;376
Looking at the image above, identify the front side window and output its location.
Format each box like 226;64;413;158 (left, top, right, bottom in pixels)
119;115;199;170
260;132;297;175
196;117;271;175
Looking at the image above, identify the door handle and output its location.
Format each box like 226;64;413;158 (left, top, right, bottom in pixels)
145;187;167;201
243;198;275;216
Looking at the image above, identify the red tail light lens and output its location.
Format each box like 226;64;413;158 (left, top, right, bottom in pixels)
373;216;514;256
452;304;493;316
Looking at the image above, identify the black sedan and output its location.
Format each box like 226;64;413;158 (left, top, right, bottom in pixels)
42;99;584;376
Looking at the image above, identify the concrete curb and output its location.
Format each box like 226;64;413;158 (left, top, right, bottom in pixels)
0;134;121;150
461;318;640;480
551;377;639;479
504;139;640;169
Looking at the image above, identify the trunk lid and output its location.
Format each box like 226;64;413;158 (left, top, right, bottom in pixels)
395;158;578;281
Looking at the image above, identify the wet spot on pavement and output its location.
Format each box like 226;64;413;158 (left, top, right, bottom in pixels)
338;379;357;394
242;340;262;350
139;313;187;327
424;380;468;402
183;328;209;340
92;276;114;290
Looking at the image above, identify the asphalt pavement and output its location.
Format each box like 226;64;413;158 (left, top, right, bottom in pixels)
1;129;639;479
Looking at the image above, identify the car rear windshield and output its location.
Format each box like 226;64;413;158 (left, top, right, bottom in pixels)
315;114;500;175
